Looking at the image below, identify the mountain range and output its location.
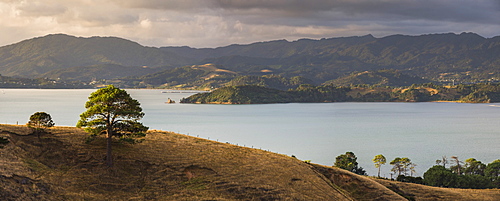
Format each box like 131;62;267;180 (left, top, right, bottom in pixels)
0;32;499;88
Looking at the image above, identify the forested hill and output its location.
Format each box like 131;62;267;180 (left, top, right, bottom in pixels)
0;34;189;77
180;83;500;104
1;33;499;88
161;32;500;84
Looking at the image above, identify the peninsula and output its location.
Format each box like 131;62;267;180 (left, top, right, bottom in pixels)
180;83;500;104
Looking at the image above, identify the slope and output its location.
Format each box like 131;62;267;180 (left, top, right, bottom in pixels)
1;32;500;88
2;124;499;200
39;64;163;82
375;179;500;201
0;124;360;200
162;33;500;84
325;69;431;87
0;34;189;77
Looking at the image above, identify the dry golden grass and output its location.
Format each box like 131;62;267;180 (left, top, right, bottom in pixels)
191;63;237;74
346;87;394;97
375;178;500;201
311;164;406;201
399;87;438;95
2;124;499;200
1;124;351;200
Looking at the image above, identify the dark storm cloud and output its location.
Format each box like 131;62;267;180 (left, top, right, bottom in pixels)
0;0;498;47
113;0;500;25
222;0;500;27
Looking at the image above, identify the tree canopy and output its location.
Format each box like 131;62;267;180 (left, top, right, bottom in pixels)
423;158;499;189
27;112;54;138
77;85;148;167
334;152;366;175
27;112;54;128
390;157;414;177
373;154;386;178
423;165;458;187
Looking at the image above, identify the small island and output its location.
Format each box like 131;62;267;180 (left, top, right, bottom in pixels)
165;98;175;104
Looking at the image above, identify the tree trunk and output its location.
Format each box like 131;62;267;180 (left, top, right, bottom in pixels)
106;127;113;167
378;167;381;178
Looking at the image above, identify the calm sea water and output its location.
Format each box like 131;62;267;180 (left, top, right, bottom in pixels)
1;88;499;177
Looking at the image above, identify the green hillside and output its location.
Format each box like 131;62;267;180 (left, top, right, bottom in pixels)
325;69;431;87
225;75;314;90
118;64;237;89
181;83;500;104
39;64;163;82
117;64;314;90
0;74;90;88
0;34;188;77
163;33;500;85
1;33;499;88
180;85;297;104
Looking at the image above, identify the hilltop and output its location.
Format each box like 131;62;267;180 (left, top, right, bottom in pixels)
0;34;187;78
1;124;499;200
0;124;396;200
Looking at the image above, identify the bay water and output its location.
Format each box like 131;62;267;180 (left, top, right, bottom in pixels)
1;88;499;177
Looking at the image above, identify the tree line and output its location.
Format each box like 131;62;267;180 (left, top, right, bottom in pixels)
334;152;500;189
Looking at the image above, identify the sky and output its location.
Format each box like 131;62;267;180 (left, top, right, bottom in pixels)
0;0;499;48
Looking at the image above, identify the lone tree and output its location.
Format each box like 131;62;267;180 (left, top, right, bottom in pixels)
372;154;387;178
27;112;54;138
77;85;148;167
334;151;366;175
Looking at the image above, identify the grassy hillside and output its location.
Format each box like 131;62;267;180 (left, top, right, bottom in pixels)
0;124;361;200
118;64;314;90
1;124;499;200
375;179;500;201
325;69;431;87
124;64;237;89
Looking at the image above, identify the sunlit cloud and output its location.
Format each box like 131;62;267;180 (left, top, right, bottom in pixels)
0;0;498;47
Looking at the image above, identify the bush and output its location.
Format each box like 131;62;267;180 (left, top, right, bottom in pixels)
423;166;458;187
396;175;423;184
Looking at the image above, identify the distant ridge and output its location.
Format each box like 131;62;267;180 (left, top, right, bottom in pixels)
0;34;189;77
0;32;499;88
